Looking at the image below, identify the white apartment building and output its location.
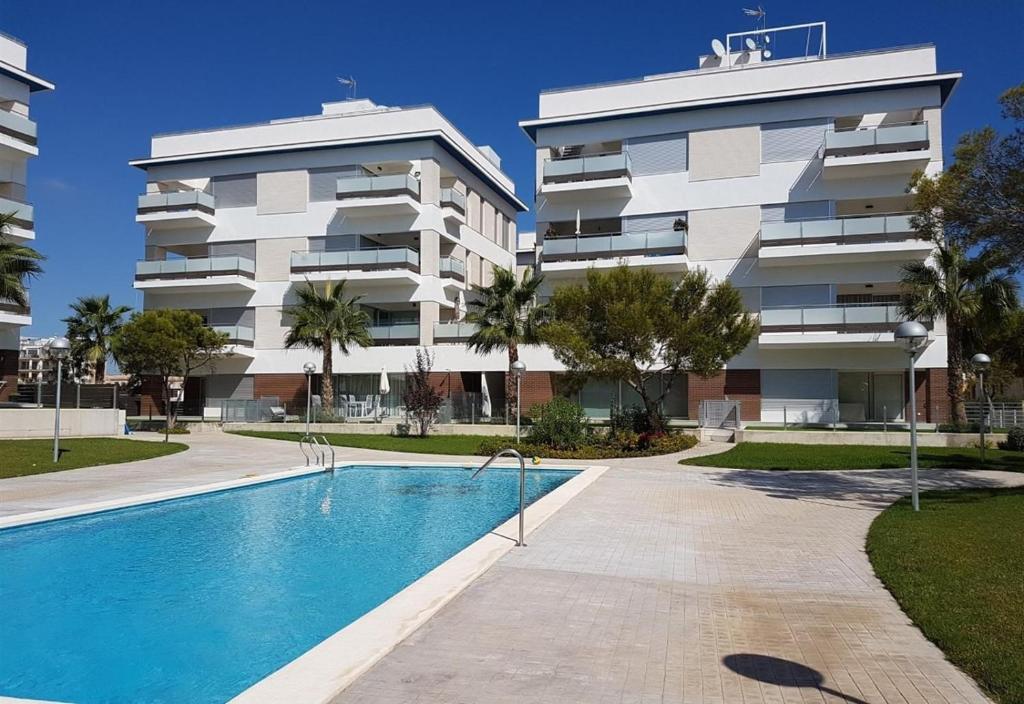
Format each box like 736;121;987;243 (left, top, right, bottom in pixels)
130;99;527;418
0;32;53;401
518;22;959;424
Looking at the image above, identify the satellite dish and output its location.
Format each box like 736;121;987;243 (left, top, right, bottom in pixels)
711;39;726;58
763;49;773;59
764;34;771;44
745;37;757;51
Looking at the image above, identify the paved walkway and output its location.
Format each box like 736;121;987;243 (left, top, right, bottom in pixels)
2;432;1019;703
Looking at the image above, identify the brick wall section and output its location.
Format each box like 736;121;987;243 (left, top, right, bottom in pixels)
253;374;307;410
137;375;165;415
901;368;951;424
687;370;761;421
513;371;557;416
687;372;725;420
0;348;17;402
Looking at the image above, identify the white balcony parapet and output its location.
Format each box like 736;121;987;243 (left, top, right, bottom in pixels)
760;303;913;333
542;152;631;184
439;188;466;213
137;189;216;215
209;324;255;345
336;173;420;200
824;122;929;158
135;255;256;281
542;230;686;262
439;256;466;281
434;321;478;342
368;323;420;344
0;109;37;148
760;213;918;247
0;195;33;230
290;247;420;274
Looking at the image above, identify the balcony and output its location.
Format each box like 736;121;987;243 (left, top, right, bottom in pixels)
541;230;687;277
136;190;217;229
439;256;466;283
540;152;632;201
434;321;477;343
209;324;255;346
335;174;421;217
822;123;930;180
289;247;421;285
439;188;466;223
368;323;420;346
0;296;30;327
0;195;33;239
0;109;37;157
759;213;932;266
759;303;924;348
134;256;257;293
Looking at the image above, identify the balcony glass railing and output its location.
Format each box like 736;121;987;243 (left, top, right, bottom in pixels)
0;109;37;146
434;321;477;341
0;296;30;315
0;195;33;228
336;173;420;199
542;230;686;262
760;303;910;333
368;323;420;343
135;256;256;280
542;152;631;184
439;256;466;279
209;325;255;345
290;247;420;273
760;213;918;247
137;190;216;214
824;122;929;157
439;188;467;213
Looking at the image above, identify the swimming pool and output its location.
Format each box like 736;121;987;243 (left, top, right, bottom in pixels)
0;464;578;703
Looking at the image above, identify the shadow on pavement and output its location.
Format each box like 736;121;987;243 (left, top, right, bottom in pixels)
723;653;869;703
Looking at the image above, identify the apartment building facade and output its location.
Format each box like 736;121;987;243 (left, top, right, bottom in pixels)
517;25;959;424
131;99;527;418
0;33;53;401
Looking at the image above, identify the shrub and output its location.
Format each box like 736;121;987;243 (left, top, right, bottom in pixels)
402;348;444;437
610;404;666;437
478;431;697;459
527;397;589;450
999;426;1024;452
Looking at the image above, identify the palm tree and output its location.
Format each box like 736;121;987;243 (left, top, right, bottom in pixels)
284;280;373;413
900;241;1018;424
62;295;132;383
465;265;547;419
0;212;44;308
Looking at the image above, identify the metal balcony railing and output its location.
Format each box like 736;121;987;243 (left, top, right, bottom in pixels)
0;109;37;146
135;255;256;280
439;256;466;281
209;324;255;345
760;302;914;333
439;188;467;213
368;323;420;344
760;213;919;247
290;247;420;274
137;189;216;215
434;321;477;342
542;229;686;262
542;151;631;184
336;173;420;200
0;195;33;229
824;121;929;158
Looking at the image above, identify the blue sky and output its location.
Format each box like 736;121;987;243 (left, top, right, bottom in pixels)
5;0;1022;336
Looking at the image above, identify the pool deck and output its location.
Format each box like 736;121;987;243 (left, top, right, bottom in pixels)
2;431;1021;703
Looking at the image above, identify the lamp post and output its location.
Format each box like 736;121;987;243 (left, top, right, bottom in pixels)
894;321;929;511
511;359;526;443
971;353;992;463
48;337;71;463
303;362;317;435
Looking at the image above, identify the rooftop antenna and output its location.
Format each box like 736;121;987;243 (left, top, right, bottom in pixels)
337;76;357;100
741;6;770;58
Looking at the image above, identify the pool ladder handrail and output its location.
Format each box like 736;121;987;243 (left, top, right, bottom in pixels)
316;435;336;470
299;434;316;466
472;448;527;547
299;434;336;470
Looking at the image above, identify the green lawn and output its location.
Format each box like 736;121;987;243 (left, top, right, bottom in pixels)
0;438;188;479
679;442;1024;472
867;488;1024;704
231;430;505;456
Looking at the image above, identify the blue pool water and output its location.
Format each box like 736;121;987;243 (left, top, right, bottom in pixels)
0;465;576;703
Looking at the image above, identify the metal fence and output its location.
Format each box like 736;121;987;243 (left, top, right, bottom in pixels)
15;383;121;409
438;392;505;424
221;396;282;423
698;400;742;429
965;401;1023;428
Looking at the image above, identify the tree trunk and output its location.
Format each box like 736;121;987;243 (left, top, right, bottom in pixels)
95;357;105;384
947;320;967;425
162;378;171;442
322;334;334;415
507;342;519;425
632;373;665;434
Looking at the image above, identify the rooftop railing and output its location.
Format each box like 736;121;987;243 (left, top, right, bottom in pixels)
137;189;216;215
0;109;37;146
434;321;477;342
760;302;916;333
824;121;929;158
0;195;33;229
542;151;631;184
760;212;919;247
541;229;686;262
290;246;420;274
439;188;467;213
135;255;256;280
439;256;466;281
336;173;420;200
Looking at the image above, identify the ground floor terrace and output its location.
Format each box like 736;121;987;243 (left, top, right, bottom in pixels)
0;431;1017;703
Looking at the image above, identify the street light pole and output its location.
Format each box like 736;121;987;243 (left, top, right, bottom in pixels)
48;337;71;464
511;359;526;444
303;362;317;435
894;321;928;512
972;353;991;464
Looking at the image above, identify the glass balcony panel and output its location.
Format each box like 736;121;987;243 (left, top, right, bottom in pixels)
0;109;36;142
439;188;466;210
760;308;802;326
826;130;875;151
804;219;844;238
337;173;419;197
761;221;801;242
0;196;32;224
843;216;888;236
645;231;685;250
844;305;897;325
885;214;914;233
185;258;214;274
876;123;928;147
583;153;629;176
543;159;584;180
803;306;845;326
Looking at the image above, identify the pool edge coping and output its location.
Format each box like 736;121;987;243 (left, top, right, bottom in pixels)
0;460;608;704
